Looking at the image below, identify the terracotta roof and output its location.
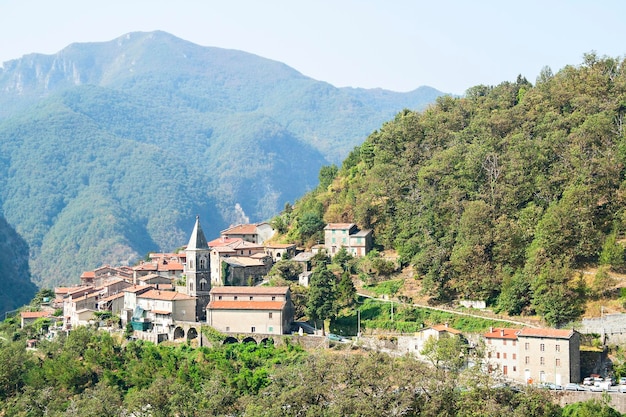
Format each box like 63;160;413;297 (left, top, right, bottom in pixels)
20;311;52;319
151;310;172;315
221;224;258;235
80;271;95;278
264;242;296;249
210;286;289;295
138;289;194;301
324;223;355;230
517;328;576;339
99;292;125;302
207;300;286;310
222;257;265;267
208;236;242;247
158;262;183;271
133;262;158;271
124;285;155;294
54;287;74;295
431;324;462;334
484;327;520;340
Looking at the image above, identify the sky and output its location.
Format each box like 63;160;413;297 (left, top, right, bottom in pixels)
1;0;625;95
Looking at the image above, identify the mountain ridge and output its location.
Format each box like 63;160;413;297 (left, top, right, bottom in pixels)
0;31;444;289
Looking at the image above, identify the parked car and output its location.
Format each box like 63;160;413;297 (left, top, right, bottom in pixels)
583;377;594;386
564;383;586;391
619;376;626;385
539;382;563;390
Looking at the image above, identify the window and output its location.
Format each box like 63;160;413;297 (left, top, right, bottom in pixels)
513;366;516;372
226;326;230;332
525;356;530;364
488;339;492;345
251;327;256;333
525;342;529;350
234;296;238;300
269;312;273;319
487;352;491;358
272;296;276;301
503;353;507;359
513;353;516;360
503;340;507;346
496;352;500;359
540;343;545;352
189;260;194;269
512;340;516;346
555;344;560;352
540;357;545;365
218;296;222;300
556;358;561;367
249;296;253;300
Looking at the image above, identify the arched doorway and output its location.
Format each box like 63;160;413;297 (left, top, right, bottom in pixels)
187;327;198;340
173;327;185;340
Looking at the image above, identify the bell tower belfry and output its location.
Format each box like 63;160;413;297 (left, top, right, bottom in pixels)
185;216;211;321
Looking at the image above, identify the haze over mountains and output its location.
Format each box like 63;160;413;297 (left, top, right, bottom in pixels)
0;30;444;294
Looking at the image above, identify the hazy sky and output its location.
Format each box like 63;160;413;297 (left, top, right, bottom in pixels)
2;0;625;95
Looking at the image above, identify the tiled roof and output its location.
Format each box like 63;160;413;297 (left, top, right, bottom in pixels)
209;286;289;295
222;256;265;267
264;242;296;249
99;292;125;302
80;271;95;278
21;311;52;319
431;324;462;334
517;328;575;339
208;236;242;247
207;300;286;310
484;327;520;340
158;262;183;271
221;224;258;235
138;290;194;301
324;223;355;230
124;285;155;294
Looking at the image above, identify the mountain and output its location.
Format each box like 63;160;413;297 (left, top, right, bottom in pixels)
277;54;626;326
0;31;445;288
0;215;37;314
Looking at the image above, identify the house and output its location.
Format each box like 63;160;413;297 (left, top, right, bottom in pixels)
220;255;272;286
484;327;520;379
135;289;196;334
323;223;373;257
64;291;100;329
121;285;155;326
264;242;297;262
207;286;294;335
397;323;463;359
209;239;269;286
517;328;581;385
97;292;125;316
293;251;315;287
20;311;54;328
220;223;275;244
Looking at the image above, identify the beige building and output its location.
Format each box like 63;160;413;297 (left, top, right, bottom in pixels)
264;242;297;262
484;327;520;379
136;289;196;334
207;286;294;335
324;223;373;257
517;328;580;385
220;223;275;244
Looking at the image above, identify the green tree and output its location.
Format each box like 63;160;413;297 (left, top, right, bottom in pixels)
420;334;467;374
306;263;337;333
336;271;356;307
561;397;621;417
531;260;587;327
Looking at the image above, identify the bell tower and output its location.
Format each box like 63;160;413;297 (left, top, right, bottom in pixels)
185;216;211;321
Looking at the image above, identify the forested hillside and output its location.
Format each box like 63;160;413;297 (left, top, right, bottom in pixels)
0;216;36;314
0;31;443;288
276;53;626;326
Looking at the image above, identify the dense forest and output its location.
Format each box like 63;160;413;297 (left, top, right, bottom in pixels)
0;31;442;289
273;53;626;327
0;216;36;313
0;322;621;417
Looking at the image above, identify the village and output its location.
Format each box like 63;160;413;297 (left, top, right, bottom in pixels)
18;216;622;393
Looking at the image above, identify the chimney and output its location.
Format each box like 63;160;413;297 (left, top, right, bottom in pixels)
500;329;505;337
444;322;448;328
490;326;494;333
